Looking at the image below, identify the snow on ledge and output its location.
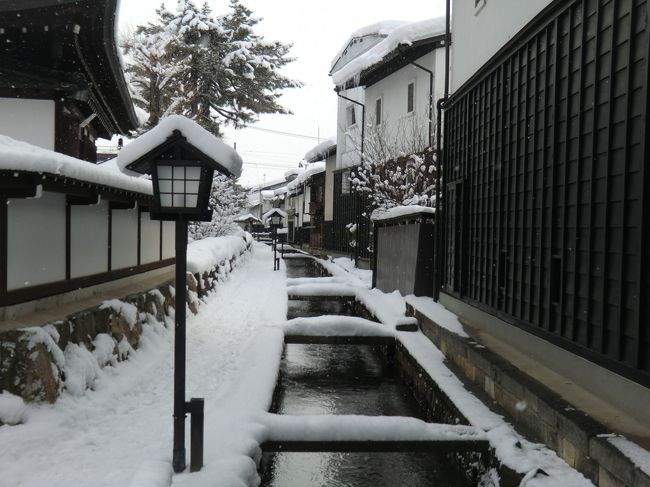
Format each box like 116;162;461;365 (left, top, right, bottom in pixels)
186;234;250;275
116;115;242;178
286;283;357;297
0;135;153;195
371;205;435;222
608;436;650;477
283;316;393;337
405;295;469;338
304;137;336;162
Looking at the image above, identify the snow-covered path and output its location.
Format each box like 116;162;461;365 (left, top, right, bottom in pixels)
0;243;286;487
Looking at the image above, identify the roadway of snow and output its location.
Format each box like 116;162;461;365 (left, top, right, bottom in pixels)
116;115;243;178
0;243;286;487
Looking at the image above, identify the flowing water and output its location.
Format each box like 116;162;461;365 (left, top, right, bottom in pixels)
260;256;472;486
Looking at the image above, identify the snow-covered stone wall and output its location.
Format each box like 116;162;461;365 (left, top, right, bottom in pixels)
0;234;252;405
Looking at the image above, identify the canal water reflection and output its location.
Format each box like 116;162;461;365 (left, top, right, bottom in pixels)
260;343;472;486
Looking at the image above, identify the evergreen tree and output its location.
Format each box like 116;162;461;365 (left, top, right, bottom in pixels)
123;0;300;136
188;174;249;239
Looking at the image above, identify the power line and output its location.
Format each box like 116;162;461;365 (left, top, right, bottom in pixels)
241;124;321;140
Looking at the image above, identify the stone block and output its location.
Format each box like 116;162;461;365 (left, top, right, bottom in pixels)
590;437;635;486
599;466;626;487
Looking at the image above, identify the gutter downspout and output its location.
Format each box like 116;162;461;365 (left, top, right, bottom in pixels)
335;87;366;265
398;44;434;148
433;0;452;301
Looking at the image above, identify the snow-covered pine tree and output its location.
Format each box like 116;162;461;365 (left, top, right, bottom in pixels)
123;0;300;136
121;5;185;130
188;173;249;239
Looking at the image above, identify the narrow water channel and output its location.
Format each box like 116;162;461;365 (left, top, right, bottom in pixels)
259;257;473;486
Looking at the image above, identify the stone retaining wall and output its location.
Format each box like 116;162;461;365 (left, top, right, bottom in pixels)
407;303;650;487
0;242;250;408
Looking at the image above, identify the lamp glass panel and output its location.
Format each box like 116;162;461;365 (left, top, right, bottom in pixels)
173;193;185;207
185;194;198;207
158;166;173;179
173;166;185;179
186;181;200;193
186;167;201;180
173;180;185;193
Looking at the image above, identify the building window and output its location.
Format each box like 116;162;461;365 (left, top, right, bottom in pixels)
341;170;351;194
407;82;415;113
475;0;486;14
346;105;356;127
375;98;382;125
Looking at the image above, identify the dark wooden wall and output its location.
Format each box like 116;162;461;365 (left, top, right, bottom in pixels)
442;0;650;385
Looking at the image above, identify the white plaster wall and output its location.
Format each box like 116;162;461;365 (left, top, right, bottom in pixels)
70;201;109;279
162;221;175;259
7;192;66;290
364;50;440;152
335;87;364;170
451;0;553;91
324;154;336;221
140;212;161;264
0;98;55;150
111;207;138;270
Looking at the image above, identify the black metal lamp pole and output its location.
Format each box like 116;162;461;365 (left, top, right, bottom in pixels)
173;219;188;473
273;225;278;270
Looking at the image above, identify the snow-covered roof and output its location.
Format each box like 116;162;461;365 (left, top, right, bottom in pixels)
233;213;261;223
116;115;242;178
304;137;336;163
272;161;326;197
0;135;153;195
330;20;408;72
331;17;446;86
262;208;287;222
371;205;435;222
261;190;276;200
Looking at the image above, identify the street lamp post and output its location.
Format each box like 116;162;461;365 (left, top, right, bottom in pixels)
121;120;242;474
265;209;285;271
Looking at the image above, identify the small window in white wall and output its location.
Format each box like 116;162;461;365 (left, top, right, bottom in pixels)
341;170;351;194
407;82;415;113
346;105;356;127
475;0;486;14
375;98;382;125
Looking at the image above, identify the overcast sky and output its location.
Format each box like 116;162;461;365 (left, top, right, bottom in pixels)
117;1;446;187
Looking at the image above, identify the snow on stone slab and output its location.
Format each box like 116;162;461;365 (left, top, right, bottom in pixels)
406;295;469;338
0;391;26;425
115;115;242;178
608;436;650;477
331;17;446;86
186;234;249;274
263;413;486;443
285;276;348;286
283;316;393;337
304;136;336;162
0;135;153;195
315;256;372;289
371;204;436;222
286;283;357;297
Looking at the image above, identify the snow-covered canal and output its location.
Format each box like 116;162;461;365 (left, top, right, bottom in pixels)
0;243;286;487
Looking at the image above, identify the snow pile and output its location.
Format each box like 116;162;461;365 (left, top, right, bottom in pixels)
63;343;103;398
100;300;139;329
0;135;152;195
331;17;446;85
371;205;436;221
186;234;250;274
116;115;242;178
0;391;26;425
128;459;172;487
304;136;336;163
405;295;469;338
233;213;261;223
